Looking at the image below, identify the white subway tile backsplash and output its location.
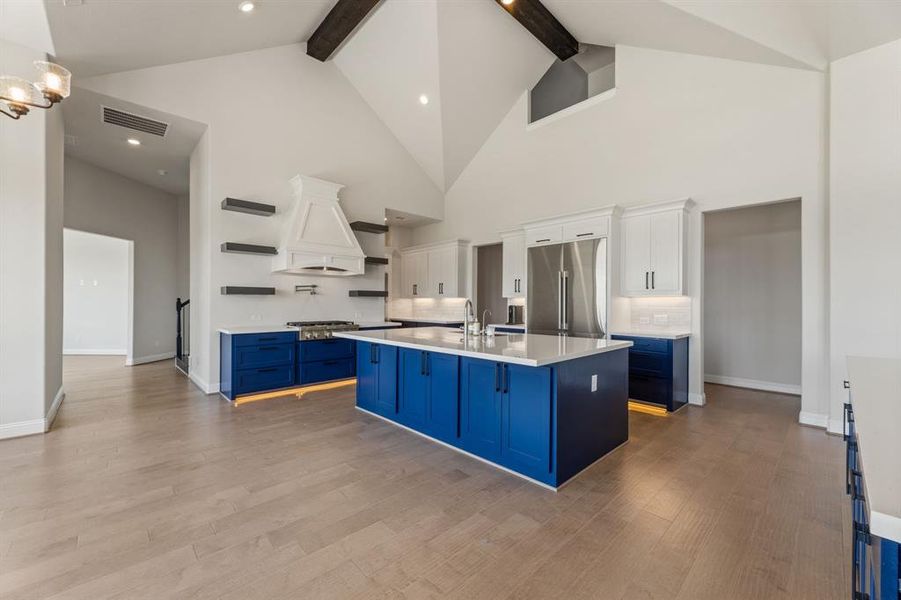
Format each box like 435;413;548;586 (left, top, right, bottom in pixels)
386;297;468;321
629;297;691;332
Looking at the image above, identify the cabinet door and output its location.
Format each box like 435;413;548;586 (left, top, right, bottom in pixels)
621;215;651;296
459;358;503;461
428;246;457;298
427;353;459;443
375;344;398;417
398;349;429;428
355;342;378;411
501;364;552;478
649;211;682;295
502;233;526;298
402;252;427;298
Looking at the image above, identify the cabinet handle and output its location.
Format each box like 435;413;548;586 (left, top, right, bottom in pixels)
495;363;500;392
370;344;376;364
645;272;649;290
257;336;278;342
421;351;426;375
258;367;278;373
652;271;655;289
323;360;339;366
412;284;417;296
424;353;430;376
502;364;509;394
374;345;379;364
259;346;279;351
438;282;443;295
536;238;550;243
576;232;593;237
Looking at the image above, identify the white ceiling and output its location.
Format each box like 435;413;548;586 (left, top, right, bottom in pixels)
43;0;333;77
62;87;207;195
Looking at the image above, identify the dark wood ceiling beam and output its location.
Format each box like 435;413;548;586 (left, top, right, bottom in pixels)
494;0;579;62
307;0;382;62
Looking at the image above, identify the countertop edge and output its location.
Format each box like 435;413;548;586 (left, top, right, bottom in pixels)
609;330;691;340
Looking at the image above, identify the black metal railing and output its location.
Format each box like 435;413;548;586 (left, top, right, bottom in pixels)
176;297;190;373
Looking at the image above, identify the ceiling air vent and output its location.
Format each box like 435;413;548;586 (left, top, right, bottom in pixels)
101;106;168;137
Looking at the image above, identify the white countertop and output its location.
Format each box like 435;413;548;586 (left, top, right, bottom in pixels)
847;356;901;543
218;325;298;335
387;317;464;324
335;327;632;367
357;321;403;329
609;330;691;340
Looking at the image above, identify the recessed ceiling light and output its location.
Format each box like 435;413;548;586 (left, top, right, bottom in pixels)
238;1;255;13
127;138;141;146
418;94;429;105
501;0;514;5
157;169;168;176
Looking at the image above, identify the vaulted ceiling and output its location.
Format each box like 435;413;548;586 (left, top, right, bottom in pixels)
39;0;901;194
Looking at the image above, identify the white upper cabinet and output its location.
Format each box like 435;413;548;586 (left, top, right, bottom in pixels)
523;207;616;248
500;230;526;298
400;240;468;298
620;199;692;297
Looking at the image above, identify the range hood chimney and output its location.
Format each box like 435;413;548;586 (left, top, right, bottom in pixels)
272;175;365;276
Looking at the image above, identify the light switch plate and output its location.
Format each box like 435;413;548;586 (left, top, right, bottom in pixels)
639;316;651;325
591;374;597;392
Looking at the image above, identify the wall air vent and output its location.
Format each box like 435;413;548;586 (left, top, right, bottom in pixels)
101;106;169;137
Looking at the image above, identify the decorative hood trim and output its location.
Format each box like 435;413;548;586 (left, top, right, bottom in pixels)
272;175;365;277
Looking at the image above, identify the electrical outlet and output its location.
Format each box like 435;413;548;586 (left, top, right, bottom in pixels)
653;314;668;325
639;316;650;325
591;374;597;392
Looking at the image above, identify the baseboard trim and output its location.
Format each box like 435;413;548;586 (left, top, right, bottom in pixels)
704;374;801;396
798;411;828;429
688;392;706;406
126;351;176;366
63;349;127;356
189;372;220;395
46;386;65;431
0;419;45;440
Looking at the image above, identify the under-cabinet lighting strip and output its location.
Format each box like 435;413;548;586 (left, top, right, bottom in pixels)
234;378;356;406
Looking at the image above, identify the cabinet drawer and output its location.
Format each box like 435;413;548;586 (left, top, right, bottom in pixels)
235;365;295;395
562;217;608;241
617;336;670;354
629;351;669;376
628;374;668;406
299;358;355;385
525;225;563;246
235;343;295;369
297;338;355;363
234;331;297;347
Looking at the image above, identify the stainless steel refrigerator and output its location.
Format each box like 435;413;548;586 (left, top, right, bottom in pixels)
526;238;607;338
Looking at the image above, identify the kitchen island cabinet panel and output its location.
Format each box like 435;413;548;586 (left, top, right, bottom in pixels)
398;349;460;443
501;363;552;480
459;358;504;462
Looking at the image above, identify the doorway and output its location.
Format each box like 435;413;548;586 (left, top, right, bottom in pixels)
475;243;506;328
63;229;133;363
703;199;802;395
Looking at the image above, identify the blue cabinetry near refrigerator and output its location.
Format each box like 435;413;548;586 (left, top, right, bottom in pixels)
220;331;297;400
611;335;688;411
844;401;900;600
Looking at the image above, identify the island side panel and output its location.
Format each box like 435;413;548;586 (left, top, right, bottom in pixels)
554;348;629;485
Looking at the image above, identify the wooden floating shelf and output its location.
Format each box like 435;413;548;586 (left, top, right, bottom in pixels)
221;286;276;295
348;290;388;298
221;197;276;217
350;221;389;234
364;256;389;265
220;242;278;255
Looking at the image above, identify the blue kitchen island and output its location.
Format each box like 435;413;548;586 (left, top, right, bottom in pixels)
335;327;633;489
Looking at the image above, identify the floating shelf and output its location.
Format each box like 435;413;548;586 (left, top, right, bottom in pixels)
221;197;276;217
221;286;276;295
364;256;389;265
220;242;278;255
348;290;388;298
350;221;389;234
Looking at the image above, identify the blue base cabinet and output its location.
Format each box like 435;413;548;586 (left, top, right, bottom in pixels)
844;402;900;600
611;335;688;412
220;331;297;401
398;349;459;444
297;338;355;385
355;340;630;489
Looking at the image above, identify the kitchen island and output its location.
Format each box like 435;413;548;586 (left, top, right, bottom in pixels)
334;327;633;489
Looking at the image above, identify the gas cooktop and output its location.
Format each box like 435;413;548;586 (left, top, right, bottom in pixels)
286;320;359;340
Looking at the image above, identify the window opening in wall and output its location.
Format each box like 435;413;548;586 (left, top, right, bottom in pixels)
529;44;615;124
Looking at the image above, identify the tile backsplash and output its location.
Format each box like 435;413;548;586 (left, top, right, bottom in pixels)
386;297;469;321
628;297;691;332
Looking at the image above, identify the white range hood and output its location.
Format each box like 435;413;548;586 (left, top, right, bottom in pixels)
272;175;365;276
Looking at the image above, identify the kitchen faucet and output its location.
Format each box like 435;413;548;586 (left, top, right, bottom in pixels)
481;309;492;333
464;299;475;335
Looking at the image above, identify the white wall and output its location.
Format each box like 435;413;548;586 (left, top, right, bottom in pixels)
80;43;446;391
704;200;802;393
0;39;65;438
411;45;829;419
829;39;901;432
64;157;180;365
63;229;130;355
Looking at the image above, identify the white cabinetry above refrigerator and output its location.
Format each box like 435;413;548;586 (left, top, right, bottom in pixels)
620;199;692;297
399;240;468;298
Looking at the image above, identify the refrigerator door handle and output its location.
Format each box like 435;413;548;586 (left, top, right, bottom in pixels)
562;270;569;331
557;271;563;330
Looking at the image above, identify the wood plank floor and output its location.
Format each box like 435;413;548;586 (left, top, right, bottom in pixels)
0;356;849;599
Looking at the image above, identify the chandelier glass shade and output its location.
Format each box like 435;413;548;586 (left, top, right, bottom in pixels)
1;61;71;120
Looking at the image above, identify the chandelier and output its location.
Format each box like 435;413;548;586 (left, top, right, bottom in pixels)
0;61;71;120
